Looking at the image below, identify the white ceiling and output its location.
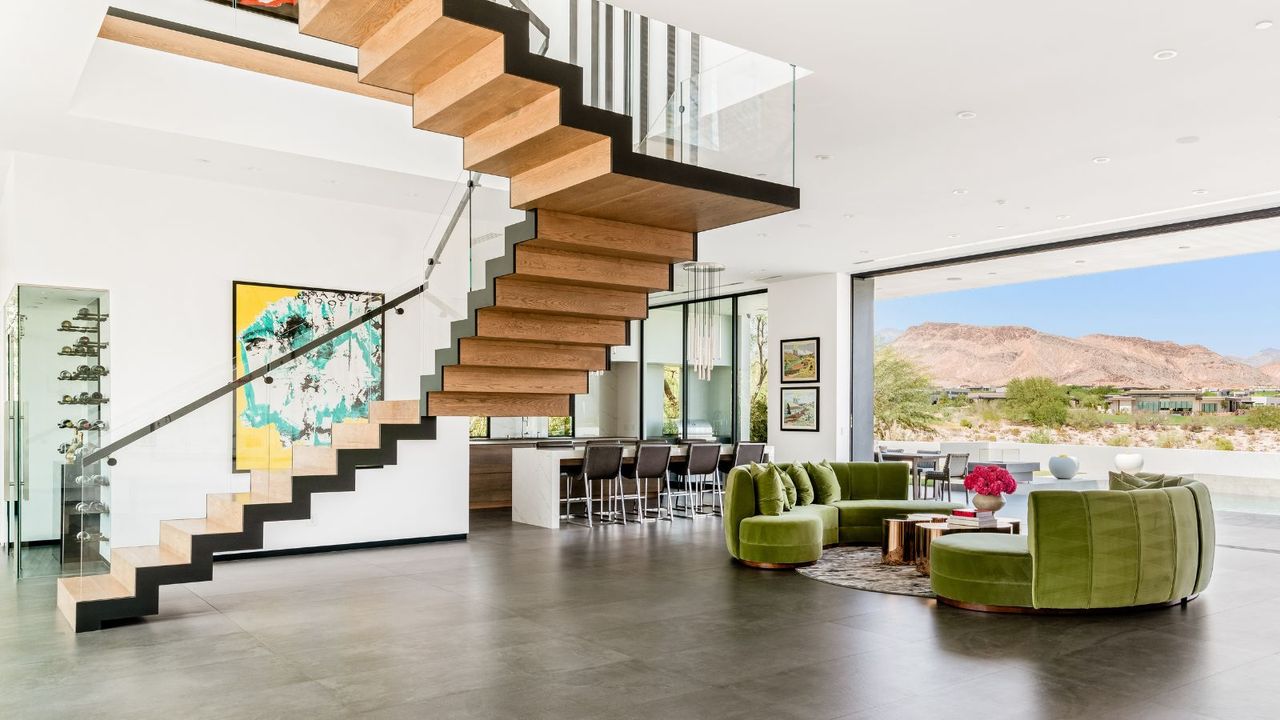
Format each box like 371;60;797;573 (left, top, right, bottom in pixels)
618;0;1280;293
5;0;1280;298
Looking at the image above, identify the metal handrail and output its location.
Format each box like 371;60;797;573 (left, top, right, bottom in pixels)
83;177;480;466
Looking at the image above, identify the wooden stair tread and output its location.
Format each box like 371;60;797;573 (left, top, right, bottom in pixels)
292;446;339;476
113;545;189;569
58;574;132;603
442;366;587;394
161;518;239;536
475;308;628;346
333;421;383;449
458;338;607;371
299;0;415;47
427;391;570;418
492;277;647;320
529;210;696;263
370;399;421;424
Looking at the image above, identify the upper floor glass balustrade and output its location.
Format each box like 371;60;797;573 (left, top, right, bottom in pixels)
118;0;802;184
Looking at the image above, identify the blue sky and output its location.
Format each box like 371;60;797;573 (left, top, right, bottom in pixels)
876;250;1280;359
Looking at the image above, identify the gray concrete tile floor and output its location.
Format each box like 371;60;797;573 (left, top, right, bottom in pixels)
2;509;1279;719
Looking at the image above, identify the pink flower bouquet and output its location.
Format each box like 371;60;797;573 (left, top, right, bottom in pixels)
963;465;1017;497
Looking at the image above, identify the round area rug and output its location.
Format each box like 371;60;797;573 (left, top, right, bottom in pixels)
796;546;935;598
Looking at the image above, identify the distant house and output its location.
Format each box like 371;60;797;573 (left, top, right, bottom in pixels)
1106;389;1248;415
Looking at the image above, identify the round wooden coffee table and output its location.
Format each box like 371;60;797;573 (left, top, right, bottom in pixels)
914;519;1021;576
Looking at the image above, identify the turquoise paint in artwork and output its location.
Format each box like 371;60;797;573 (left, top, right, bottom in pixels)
235;285;384;457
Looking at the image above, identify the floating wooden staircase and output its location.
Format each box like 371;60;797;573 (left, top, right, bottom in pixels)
57;401;431;632
60;0;798;631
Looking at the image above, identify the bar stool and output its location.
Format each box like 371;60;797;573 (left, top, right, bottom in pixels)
623;443;673;522
570;443;624;527
673;443;723;518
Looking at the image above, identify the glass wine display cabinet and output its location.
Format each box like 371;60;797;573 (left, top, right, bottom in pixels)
4;285;111;579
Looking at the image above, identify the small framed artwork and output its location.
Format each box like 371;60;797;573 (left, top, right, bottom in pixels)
780;387;820;432
780;337;820;383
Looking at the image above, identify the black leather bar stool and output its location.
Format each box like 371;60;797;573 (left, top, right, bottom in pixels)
673;443;723;518
571;443;624;527
623;443;673;522
713;442;766;515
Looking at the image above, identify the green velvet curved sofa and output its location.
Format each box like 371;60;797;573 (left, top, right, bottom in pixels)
724;462;961;568
930;480;1215;612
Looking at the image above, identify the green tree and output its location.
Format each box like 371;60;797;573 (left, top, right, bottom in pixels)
1006;376;1069;427
749;392;768;442
873;347;939;437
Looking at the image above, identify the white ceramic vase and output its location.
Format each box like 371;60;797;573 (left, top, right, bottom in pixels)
1114;453;1144;473
973;493;1006;513
1048;455;1079;480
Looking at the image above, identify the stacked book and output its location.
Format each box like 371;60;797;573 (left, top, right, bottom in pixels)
948;508;997;528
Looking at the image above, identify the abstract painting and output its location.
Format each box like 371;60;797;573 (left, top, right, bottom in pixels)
781;337;820;383
780;387;819;432
205;0;298;22
233;281;384;471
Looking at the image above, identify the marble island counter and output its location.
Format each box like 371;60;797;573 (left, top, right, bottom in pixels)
512;443;774;529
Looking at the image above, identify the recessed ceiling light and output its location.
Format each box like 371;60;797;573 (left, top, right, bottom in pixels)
1257;20;1274;30
756;232;768;238
995;199;1007;206
842;213;856;219
1152;49;1178;61
987;272;998;276
947;233;960;239
956;111;977;120
953;188;968;195
1074;260;1087;264
1056;214;1070;220
859;249;871;255
1092;156;1111;164
946;277;962;281
996;225;1007;230
1178;245;1193;250
194;158;211;164
1192;189;1209;195
798;223;813;228
756;172;769;178
815;154;832;160
1176;136;1200;144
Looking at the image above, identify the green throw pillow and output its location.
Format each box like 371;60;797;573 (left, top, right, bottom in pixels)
775;464;797;509
787;465;814;506
751;463;787;516
805;461;841;505
1109;471;1188;491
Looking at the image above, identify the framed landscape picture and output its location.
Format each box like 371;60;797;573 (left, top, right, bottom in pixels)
232;281;384;472
781;387;819;432
781;337;820;383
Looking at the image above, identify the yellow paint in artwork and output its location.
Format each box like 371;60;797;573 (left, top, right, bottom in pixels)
234;284;301;472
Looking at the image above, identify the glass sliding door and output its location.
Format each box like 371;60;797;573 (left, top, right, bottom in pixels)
643;306;683;439
684;298;733;442
736;293;769;443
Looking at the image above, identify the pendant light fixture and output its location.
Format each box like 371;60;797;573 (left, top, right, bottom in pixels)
682;261;725;381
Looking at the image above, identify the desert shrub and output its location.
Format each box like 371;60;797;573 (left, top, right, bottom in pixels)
1026;429;1055;444
1246;406;1280;430
1067;408;1106;430
1199;436;1235;452
1105;434;1132;447
1006;377;1069;427
959;418;973;429
1155;430;1186;449
975;401;1005;424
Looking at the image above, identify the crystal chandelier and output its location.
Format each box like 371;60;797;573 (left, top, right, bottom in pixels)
683;261;725;381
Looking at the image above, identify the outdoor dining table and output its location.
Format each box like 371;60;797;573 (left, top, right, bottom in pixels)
880;451;946;499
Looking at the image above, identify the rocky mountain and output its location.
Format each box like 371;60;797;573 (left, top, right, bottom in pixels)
1263;363;1280;384
889;322;1276;389
1242;348;1280;368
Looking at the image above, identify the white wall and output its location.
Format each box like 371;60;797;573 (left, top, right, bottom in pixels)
767;274;851;462
0;152;471;552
